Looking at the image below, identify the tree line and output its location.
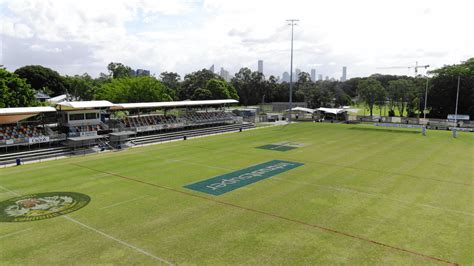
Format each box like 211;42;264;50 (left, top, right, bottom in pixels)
0;58;472;118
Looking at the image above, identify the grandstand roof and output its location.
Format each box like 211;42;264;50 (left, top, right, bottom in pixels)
111;99;238;110
0;106;57;124
57;101;114;110
47;94;67;104
316;107;347;115
287;107;315;113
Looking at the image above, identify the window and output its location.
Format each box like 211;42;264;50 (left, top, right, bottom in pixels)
69;113;85;121
86;113;98;120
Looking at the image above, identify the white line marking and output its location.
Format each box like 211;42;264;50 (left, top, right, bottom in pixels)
166;158;231;171
273;177;474;217
100;196;148;210
63;215;173;265
0;185;20;196
0;185;172;264
163;156;474;217
0;228;32;239
162;157;473;217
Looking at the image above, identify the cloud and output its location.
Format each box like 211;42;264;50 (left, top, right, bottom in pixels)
2;35;100;75
1;0;473;80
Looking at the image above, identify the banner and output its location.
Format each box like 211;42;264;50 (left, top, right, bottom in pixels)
448;114;470;121
79;131;97;137
375;123;423;129
28;136;50;144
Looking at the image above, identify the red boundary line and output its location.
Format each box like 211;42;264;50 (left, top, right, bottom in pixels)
191;144;473;187
72;163;459;266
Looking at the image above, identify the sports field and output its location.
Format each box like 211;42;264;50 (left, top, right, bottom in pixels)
0;123;473;265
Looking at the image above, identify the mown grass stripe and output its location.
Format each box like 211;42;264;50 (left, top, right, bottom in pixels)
71;163;459;266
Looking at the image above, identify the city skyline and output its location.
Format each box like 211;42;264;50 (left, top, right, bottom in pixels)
210;60;348;83
1;0;472;79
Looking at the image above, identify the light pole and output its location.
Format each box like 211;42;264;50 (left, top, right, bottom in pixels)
287;19;298;123
453;75;461;138
423;75;429;119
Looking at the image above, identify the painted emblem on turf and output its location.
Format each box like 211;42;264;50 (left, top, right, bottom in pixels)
184;160;304;195
0;192;90;222
256;142;306;152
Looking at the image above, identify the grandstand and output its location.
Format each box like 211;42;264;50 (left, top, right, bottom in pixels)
0;99;252;166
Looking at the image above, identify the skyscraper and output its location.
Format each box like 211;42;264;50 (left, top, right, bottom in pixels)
219;67;231;82
295;68;301;79
209;64;215;73
318;74;323;81
311;69;316;82
282;72;290;82
136;69;150;76
341;66;347;81
258;60;263;74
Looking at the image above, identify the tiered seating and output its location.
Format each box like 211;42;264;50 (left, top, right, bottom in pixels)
69;124;102;134
184;112;234;123
0;124;43;144
121;115;179;128
120;112;234;129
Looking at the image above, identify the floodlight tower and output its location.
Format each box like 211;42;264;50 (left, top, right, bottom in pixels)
287;19;299;123
453;75;461;138
423;68;430;119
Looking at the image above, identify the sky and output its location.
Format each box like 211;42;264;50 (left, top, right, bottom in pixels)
1;0;473;80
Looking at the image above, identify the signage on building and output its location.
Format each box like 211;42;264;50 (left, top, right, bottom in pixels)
28;136;50;144
447;114;470;121
79;131;97;137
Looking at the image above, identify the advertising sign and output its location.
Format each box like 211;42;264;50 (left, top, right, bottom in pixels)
28;136;50;144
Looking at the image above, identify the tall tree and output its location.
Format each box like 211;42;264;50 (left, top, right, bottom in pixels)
375;85;387;116
180;69;219;100
205;79;230;99
96;76;171;103
231;68;253;105
357;78;385;117
295;72;313;103
159;72;181;100
387;79;415;117
266;75;282;103
14;65;66;96
231;68;266;105
191;88;213;100
107;62;133;79
0;68;37;107
428;58;474;118
64;74;97;101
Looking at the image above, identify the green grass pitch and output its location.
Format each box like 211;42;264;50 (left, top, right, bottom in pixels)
0;123;473;265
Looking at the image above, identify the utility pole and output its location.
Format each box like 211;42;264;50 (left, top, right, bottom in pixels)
287;19;298;123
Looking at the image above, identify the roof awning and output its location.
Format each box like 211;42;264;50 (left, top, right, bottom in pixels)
0;107;57;124
109;131;136;136
57;101;114;110
67;135;106;141
47;94;67;104
111;99;238;110
286;107;315;113
316;107;347;115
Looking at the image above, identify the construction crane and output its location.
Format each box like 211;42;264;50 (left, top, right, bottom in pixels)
376;61;430;76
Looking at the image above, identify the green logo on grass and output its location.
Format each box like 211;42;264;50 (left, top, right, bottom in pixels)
256;144;297;152
256;142;305;152
0;192;90;222
184;160;304;195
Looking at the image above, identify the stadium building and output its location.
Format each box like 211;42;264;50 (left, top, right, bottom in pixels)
0;99;252;166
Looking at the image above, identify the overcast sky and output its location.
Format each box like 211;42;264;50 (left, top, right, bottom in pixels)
1;0;473;80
